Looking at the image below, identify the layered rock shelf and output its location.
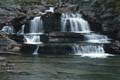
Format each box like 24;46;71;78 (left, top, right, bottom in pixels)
0;0;120;55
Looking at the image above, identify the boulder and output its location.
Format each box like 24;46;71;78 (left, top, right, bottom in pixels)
105;40;120;54
0;31;21;53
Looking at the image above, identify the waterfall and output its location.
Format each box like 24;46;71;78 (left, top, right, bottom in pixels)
72;44;105;54
61;13;110;43
33;45;40;55
72;44;112;58
23;16;43;55
24;16;43;44
20;24;25;34
84;33;110;43
61;13;111;58
1;25;14;34
30;17;43;33
45;7;54;13
61;13;90;33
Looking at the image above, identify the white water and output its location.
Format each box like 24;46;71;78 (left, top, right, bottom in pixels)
61;13;90;33
24;17;43;44
84;33;110;43
24;17;43;55
20;24;25;34
33;45;40;55
61;13;110;43
1;25;14;34
72;44;105;53
81;53;113;58
30;17;43;33
45;7;54;13
61;13;111;58
72;44;113;58
24;35;42;44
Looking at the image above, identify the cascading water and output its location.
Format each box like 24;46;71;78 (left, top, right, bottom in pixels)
1;25;14;34
84;33;110;43
72;44;112;58
30;17;43;33
45;7;54;13
24;16;43;44
61;13;90;33
33;45;40;55
61;13;112;58
24;16;43;55
72;44;105;54
20;24;25;34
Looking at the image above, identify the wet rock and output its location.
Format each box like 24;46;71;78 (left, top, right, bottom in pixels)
100;13;114;19
42;12;61;33
49;32;84;42
10;12;26;33
90;0;120;41
0;4;46;32
8;34;24;44
0;6;17;28
0;31;21;52
21;44;73;55
104;41;120;54
0;56;6;61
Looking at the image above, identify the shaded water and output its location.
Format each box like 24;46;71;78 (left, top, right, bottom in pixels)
0;54;120;80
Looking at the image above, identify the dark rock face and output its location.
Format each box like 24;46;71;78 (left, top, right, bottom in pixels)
85;0;120;54
24;20;31;33
104;41;120;54
49;32;84;42
41;45;73;55
10;12;27;33
81;13;102;32
90;0;120;39
21;44;73;55
0;5;18;29
8;34;24;44
11;17;25;33
42;12;61;33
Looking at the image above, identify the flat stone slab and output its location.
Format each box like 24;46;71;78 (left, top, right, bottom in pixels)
49;32;84;38
0;51;21;55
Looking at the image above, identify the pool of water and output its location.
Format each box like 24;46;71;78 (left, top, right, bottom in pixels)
0;54;120;80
